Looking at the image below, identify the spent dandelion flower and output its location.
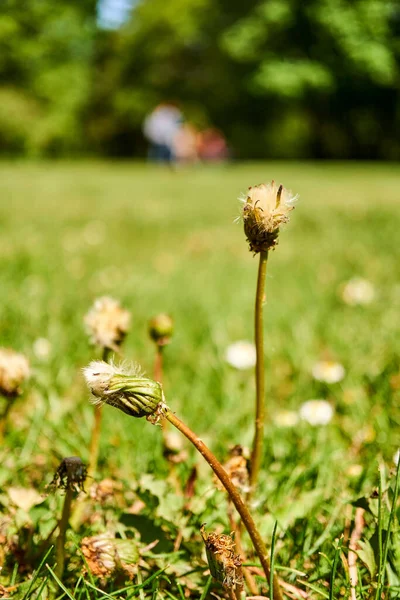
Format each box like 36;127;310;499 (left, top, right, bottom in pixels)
215;445;250;494
0;348;30;397
148;313;174;347
241;181;297;253
299;399;334;426
341;277;375;306
311;360;345;384
83;361;164;419
81;533;139;581
49;457;88;579
200;525;244;592
84;296;131;352
225;341;256;370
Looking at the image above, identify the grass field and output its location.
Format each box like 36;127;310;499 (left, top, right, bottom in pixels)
1;161;400;599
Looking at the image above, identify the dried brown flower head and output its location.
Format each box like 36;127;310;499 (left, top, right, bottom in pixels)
0;348;30;397
49;457;87;493
241;181;296;253
81;533;139;581
200;525;243;590
84;297;131;352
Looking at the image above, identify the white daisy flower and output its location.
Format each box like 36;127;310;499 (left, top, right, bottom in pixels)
341;278;375;306
311;360;345;384
299;399;334;426
225;341;257;370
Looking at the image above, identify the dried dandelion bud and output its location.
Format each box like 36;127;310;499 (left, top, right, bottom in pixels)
215;445;250;494
50;457;87;493
84;297;131;352
0;348;30;397
83;361;164;419
148;314;174;346
81;533;139;581
200;525;244;590
242;181;296;252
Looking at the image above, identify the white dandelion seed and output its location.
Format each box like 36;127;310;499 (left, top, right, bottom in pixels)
341;278;375;306
311;360;345;384
299;399;334;426
225;341;257;370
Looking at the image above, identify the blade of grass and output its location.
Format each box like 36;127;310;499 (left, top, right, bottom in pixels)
22;546;54;600
45;564;75;600
270;521;278;600
199;576;212;600
329;538;343;600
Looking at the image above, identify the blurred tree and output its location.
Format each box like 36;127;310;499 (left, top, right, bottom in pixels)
0;0;97;156
0;0;399;158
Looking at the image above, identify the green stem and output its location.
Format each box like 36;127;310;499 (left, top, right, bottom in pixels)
88;347;110;477
165;409;283;600
0;396;17;442
55;488;73;579
250;250;269;493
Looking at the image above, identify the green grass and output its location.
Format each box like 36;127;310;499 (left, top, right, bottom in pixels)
0;161;400;598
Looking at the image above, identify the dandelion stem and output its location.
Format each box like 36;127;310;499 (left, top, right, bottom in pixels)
250;250;268;494
88;347;110;477
55;487;73;579
154;345;164;384
164;408;283;600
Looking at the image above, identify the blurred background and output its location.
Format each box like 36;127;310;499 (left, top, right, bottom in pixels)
1;0;399;161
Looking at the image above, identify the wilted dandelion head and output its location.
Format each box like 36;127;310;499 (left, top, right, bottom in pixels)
84;297;131;352
299;400;334;426
200;525;243;590
241;181;296;253
216;445;250;494
0;348;30;397
225;341;256;370
49;456;87;493
81;533;139;581
311;360;345;384
83;360;164;419
341;277;375;306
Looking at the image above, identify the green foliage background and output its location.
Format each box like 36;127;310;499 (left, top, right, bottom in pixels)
0;0;399;158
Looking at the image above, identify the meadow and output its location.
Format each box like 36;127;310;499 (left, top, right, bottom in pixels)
0;161;400;599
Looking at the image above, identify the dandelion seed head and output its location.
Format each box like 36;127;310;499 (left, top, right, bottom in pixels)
225;341;256;370
84;296;131;351
311;360;345;384
0;348;30;397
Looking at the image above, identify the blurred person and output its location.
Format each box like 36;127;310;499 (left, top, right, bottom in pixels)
173;123;199;165
197;128;228;162
143;103;182;163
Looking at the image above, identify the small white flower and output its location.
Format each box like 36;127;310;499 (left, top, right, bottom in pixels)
299;399;334;426
84;296;131;351
311;360;345;384
274;410;299;428
225;341;257;370
393;449;400;466
341;278;375;306
0;348;30;396
33;338;52;360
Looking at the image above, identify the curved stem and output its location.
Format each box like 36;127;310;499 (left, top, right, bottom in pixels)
165;409;283;600
250;250;268;493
